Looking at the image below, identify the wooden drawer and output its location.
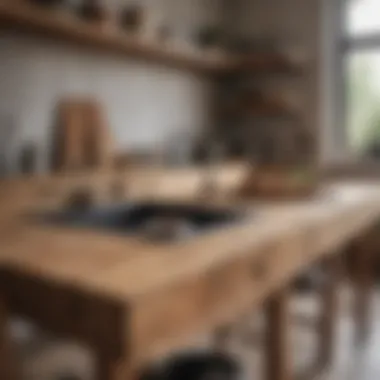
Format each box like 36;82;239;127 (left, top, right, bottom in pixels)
131;279;206;356
131;236;304;360
204;251;274;317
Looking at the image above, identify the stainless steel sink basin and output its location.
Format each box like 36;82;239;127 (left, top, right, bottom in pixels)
41;202;245;242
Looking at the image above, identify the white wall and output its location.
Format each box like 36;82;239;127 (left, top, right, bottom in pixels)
0;0;221;172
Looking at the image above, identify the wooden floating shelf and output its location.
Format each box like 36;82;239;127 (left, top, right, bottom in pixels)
0;2;303;75
246;106;298;119
220;101;299;120
0;2;237;74
235;54;305;75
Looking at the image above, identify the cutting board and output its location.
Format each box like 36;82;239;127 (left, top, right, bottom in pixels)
51;99;113;172
84;100;113;169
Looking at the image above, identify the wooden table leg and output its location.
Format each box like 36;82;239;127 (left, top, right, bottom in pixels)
317;254;341;369
264;287;292;380
95;354;138;380
352;235;375;345
0;297;19;380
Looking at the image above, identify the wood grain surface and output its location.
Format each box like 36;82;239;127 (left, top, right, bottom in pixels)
0;164;379;367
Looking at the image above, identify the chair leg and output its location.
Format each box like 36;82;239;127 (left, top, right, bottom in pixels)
352;235;375;345
0;297;19;380
317;253;342;369
264;286;292;380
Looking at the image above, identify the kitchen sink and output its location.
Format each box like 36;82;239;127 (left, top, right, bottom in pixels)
40;202;245;242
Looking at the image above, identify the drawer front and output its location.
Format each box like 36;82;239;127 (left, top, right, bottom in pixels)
131;232;306;361
131;279;206;357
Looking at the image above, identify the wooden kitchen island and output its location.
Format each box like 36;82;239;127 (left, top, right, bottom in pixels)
0;166;378;380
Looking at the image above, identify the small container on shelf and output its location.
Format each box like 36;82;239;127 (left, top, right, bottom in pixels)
77;0;111;30
119;4;164;43
195;26;225;58
29;0;69;9
119;4;145;35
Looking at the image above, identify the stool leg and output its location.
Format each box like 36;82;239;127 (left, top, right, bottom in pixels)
317;254;341;369
352;236;375;345
264;287;292;380
0;297;19;380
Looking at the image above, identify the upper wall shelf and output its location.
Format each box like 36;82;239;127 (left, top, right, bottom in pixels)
0;2;303;76
233;54;305;76
0;2;237;75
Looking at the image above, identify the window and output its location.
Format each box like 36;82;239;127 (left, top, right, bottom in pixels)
344;0;380;157
347;0;380;36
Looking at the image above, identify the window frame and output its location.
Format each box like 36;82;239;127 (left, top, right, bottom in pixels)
337;0;380;161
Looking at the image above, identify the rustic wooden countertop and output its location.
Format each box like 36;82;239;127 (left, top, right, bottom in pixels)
0;164;380;363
